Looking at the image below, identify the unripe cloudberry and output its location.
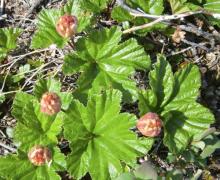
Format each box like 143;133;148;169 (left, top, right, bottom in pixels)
40;92;61;115
28;145;52;166
137;112;162;137
56;14;77;38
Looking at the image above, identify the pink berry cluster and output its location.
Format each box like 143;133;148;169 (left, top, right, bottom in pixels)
137;112;162;137
56;14;78;38
28;145;52;166
40;92;61;115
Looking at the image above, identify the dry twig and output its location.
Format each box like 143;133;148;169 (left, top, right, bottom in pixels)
21;59;57;90
0;48;51;69
123;11;206;34
0;141;16;152
0;0;4;16
0;48;50;91
117;0;220;35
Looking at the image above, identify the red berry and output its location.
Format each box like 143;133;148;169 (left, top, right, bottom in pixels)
137;112;162;137
40;92;61;115
56;14;78;38
28;145;52;166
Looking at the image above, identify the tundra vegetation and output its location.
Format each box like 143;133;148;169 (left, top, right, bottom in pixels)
0;0;220;179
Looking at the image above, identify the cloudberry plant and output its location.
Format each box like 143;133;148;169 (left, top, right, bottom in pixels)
56;14;78;38
0;0;218;179
28;145;52;166
137;112;162;137
40;92;61;115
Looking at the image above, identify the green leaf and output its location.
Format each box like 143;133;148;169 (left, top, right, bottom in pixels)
59;92;74;110
164;65;215;151
0;92;5;116
72;64;99;104
193;127;216;142
0;147;65;180
163;64;215;152
106;38;150;70
168;0;190;14
200;134;220;158
111;6;133;22
138;56;215;153
172;65;201;100
194;0;203;3
66;139;90;179
115;172;135;180
76;26;122;60
138;55;175;114
0;28;22;61
50;147;67;171
134;161;158;180
149;55;174;108
139;0;164;15
14;100;63;152
207;16;220;27
12;64;31;83
62;53;88;74
0;92;5;104
138;137;155;154
138;89;157;116
186;2;202;11
63;27;151;102
31;0;92;49
64;89;148;180
147;0;164;15
12;92;35;120
204;0;220;13
28;59;44;68
34;78;72;110
80;0;109;13
165;169;184;179
125;0;164;15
